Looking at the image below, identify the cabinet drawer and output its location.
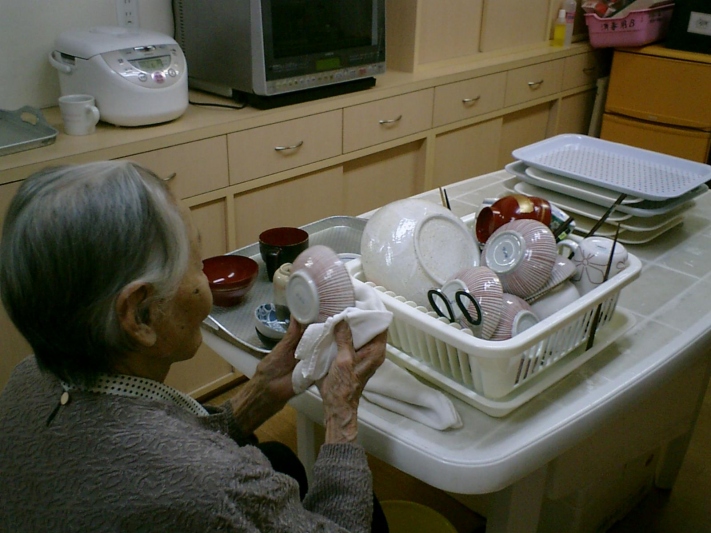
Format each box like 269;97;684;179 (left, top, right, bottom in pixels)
228;110;342;184
505;60;564;107
606;51;711;129
343;89;433;153
125;137;229;200
433;72;506;127
563;52;600;91
601;113;711;163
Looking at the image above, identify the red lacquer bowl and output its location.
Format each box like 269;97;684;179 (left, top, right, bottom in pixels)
203;255;259;307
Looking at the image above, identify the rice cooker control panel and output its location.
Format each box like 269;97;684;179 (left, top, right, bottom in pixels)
101;44;186;89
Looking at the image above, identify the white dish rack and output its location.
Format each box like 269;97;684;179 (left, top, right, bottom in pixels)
346;250;641;414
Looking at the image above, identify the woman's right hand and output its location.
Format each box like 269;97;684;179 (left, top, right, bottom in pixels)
318;321;387;444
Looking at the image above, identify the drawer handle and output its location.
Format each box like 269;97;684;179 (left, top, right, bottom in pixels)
159;172;177;182
462;96;481;105
583;67;596;75
379;115;402;125
274;140;304;152
527;80;544;89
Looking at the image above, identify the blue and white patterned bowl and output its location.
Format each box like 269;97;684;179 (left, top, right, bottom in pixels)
254;303;289;341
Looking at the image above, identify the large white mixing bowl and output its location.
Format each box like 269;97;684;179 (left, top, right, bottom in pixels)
360;199;480;307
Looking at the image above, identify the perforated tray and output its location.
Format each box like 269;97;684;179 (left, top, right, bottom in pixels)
512;134;711;201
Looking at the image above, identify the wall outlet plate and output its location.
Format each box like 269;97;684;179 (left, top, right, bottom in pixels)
116;0;139;28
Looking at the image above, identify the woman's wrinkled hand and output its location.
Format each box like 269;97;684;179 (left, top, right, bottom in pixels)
318;321;387;444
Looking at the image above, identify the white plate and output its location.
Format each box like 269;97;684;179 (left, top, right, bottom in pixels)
523;163;644;204
512;180;633;222
512;134;711;200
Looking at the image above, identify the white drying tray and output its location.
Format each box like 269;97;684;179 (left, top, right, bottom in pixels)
386;308;635;417
512;134;711;201
505;160;708;217
346;250;642;405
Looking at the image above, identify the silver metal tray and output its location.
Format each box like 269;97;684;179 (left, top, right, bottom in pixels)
203;216;367;354
0;106;58;157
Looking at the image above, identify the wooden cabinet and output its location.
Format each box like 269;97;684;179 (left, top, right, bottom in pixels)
601;45;711;163
505;60;564;107
343;89;434;153
433;118;503;187
479;0;551;53
227;111;342;184
232;166;345;248
433;73;506;128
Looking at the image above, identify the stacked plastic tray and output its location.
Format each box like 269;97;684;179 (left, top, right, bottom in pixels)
504;134;710;244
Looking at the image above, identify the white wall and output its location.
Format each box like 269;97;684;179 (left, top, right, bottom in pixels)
0;0;173;110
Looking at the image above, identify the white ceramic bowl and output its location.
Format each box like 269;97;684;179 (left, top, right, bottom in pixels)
438;266;503;340
490;293;539;341
286;245;355;324
481;219;557;299
361;198;479;307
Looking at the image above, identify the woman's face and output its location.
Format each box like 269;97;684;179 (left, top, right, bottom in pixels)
153;207;213;365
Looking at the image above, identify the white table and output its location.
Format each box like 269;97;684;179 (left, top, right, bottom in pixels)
204;170;711;533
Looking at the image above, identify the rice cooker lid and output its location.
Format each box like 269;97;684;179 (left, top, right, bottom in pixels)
54;26;178;59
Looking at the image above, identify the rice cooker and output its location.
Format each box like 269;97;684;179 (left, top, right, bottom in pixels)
49;26;188;127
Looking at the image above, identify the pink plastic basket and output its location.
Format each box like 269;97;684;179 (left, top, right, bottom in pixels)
585;4;674;48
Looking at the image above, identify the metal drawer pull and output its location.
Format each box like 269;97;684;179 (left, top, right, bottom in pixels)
159;172;177;182
462;96;481;104
527;80;544;89
274;140;304;151
379;115;402;125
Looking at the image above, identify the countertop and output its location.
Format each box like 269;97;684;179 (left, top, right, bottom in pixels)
203;169;711;495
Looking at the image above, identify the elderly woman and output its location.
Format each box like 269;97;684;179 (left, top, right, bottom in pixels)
0;161;388;532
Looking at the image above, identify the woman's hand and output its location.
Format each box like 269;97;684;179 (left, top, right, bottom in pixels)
318;321;387;444
228;317;305;435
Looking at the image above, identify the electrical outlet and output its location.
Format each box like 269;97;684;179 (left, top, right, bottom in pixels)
116;0;139;28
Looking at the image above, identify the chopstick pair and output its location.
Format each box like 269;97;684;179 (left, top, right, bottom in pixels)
439;187;451;210
585;222;621;351
567;192;626;259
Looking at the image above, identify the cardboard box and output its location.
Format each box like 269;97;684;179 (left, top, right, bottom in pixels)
665;0;711;54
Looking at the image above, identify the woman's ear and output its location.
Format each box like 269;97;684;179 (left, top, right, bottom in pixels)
116;281;158;347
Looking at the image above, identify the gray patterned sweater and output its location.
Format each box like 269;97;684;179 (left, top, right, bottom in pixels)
0;357;374;532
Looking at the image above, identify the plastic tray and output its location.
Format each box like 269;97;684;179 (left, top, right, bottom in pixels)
585;4;674;49
0;106;58;157
511;134;711;201
346;247;642;402
505;160;708;217
501;177;688;243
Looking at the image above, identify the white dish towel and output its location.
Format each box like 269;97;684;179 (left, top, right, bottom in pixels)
292;283;463;431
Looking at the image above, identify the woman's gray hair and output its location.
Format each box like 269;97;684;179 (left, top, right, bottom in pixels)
0;161;190;384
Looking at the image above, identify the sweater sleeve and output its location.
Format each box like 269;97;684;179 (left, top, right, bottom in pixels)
303;443;374;533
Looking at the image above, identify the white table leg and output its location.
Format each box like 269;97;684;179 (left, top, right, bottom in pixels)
485;465;548;533
296;411;318;482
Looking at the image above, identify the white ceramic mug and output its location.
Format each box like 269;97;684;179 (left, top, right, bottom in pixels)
58;94;100;136
562;237;629;295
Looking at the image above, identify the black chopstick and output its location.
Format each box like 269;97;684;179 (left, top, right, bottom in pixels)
553;215;574;240
439;187;452;210
585;223;621;351
585;193;627;239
